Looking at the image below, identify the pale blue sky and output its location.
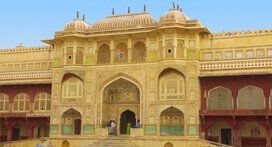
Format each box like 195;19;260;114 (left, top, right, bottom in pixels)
0;0;271;48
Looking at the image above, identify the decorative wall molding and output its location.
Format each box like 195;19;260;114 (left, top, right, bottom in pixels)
0;70;52;80
212;29;272;38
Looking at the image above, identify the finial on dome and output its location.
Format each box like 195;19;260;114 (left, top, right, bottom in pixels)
172;2;176;9
83;14;85;21
144;4;146;12
112;8;115;15
77;11;79;19
128;6;130;13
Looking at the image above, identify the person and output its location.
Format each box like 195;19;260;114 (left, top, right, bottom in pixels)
111;120;116;136
106;120;112;135
135;120;140;128
126;122;131;135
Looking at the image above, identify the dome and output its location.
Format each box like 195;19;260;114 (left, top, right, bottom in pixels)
91;12;157;31
160;9;188;23
64;18;90;31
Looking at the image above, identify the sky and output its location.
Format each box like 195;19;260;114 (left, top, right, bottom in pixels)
0;0;271;48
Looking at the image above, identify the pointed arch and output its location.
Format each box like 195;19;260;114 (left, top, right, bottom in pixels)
61;74;83;103
164;142;174;147
0;93;9;112
13;93;30;112
132;41;146;62
62;108;82;135
97;43;110;64
207;86;233;110
114;42;128;63
237;85;265;109
160;106;184;136
34;92;51;111
159;68;185;100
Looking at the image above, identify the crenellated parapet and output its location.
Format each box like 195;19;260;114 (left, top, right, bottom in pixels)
211;29;272;38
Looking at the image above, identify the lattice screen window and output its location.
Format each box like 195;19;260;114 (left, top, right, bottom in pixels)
165;42;174;59
132;41;146;62
34;92;51;111
160;107;184;125
62;77;83;101
237;85;265;109
176;40;185;59
97;44;110;64
76;48;83;64
114;43;128;63
159;71;185;100
0;93;9;112
13;93;30;112
66;47;73;64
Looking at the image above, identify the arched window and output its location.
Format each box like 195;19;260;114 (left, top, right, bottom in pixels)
207;87;233;110
164;142;174;147
62;108;82;135
114;43;128;63
237;86;265;109
62;76;83;102
160;107;184;136
34;92;51;111
13;93;30;112
159;69;185;100
0;93;9;112
132;41;146;62
97;44;110;64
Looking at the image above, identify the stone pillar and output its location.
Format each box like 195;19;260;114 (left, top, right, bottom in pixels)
110;40;115;64
128;37;132;63
233;126;240;147
28;127;35;139
7;126;13;141
162;32;165;59
266;127;271;147
173;30;177;58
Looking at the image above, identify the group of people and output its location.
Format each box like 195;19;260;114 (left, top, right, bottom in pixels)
107;120;140;135
106;120;117;135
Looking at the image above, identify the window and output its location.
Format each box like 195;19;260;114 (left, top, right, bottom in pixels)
62;77;83;102
97;44;110;64
132;41;146;62
13;93;30;112
34;93;51;111
0;93;9;112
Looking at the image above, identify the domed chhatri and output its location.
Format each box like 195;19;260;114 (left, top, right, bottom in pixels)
160;8;188;24
64;12;90;32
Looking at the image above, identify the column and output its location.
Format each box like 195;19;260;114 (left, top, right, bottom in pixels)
233;126;240;147
173;30;177;58
7;126;13;141
28;127;35;139
110;39;114;64
162;32;165;59
266;127;271;147
128;37;132;63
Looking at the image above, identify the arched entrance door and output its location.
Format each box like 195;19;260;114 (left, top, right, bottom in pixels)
120;110;136;134
62;140;69;147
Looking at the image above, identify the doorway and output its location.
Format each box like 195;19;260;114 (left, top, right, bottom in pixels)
221;128;232;145
120;110;136;134
74;119;81;135
62;140;70;147
12;128;20;141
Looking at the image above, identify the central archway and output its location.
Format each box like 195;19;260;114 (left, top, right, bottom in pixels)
120;110;136;134
101;77;140;135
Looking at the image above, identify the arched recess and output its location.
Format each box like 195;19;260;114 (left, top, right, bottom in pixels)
75;48;83;64
132;41;146;62
160;106;184;136
13;93;30;112
208;122;232;145
97;44;110;64
239;122;266;147
237;86;265;109
61;74;83;103
61;108;82;135
102;78;140;131
164;142;174;147
0;93;9;112
159;68;185;100
62;140;70;147
34;92;51;111
114;42;128;63
207;87;233;110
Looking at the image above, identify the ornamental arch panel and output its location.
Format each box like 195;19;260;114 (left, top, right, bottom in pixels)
61;108;82;135
114;42;128;63
132;41;146;62
159;68;185;100
207;86;233;110
97;43;110;64
61;74;83;103
160;106;184;136
164;142;174;147
237;85;265;109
